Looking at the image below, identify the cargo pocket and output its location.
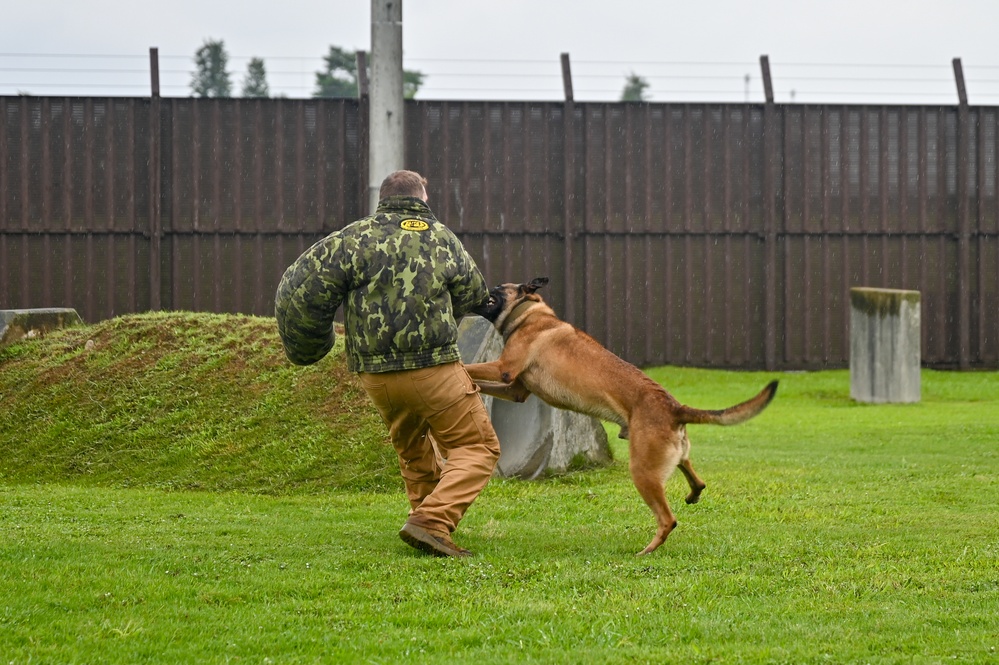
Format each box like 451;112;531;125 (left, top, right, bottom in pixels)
428;403;489;454
358;375;393;422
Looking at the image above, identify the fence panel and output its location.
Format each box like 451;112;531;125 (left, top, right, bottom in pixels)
2;96;997;369
1;97;151;321
156;99;363;315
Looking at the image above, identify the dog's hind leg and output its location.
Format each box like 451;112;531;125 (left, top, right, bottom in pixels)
676;428;706;505
628;431;684;556
677;459;706;505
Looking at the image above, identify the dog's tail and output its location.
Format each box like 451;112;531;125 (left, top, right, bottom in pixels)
676;380;779;426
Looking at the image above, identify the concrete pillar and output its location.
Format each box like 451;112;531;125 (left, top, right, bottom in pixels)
368;0;405;213
849;288;921;403
457;316;611;479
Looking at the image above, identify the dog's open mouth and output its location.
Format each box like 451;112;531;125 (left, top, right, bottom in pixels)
471;296;494;315
472;291;504;319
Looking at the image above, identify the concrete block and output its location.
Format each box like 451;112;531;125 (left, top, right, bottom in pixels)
458;315;612;479
0;308;84;346
849;288;920;403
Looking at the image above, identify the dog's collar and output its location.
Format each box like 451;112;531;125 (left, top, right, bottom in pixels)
500;300;536;340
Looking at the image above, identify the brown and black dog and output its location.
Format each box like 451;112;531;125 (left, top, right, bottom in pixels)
466;277;778;555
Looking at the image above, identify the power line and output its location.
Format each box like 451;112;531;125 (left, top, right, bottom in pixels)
0;52;994;103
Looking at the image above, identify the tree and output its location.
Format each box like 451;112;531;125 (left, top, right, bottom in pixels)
313;45;424;99
191;39;232;98
314;46;358;98
402;70;425;100
241;57;269;98
620;73;650;102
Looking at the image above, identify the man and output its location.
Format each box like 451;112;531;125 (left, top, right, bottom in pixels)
275;170;500;558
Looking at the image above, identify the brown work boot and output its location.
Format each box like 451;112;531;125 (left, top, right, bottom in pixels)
399;522;472;558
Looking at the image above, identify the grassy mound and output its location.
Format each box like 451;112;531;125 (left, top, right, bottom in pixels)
0;312;398;494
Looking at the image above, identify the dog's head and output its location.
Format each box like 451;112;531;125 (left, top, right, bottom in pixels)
472;277;549;324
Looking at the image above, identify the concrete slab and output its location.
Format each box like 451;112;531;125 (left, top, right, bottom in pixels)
0;308;84;346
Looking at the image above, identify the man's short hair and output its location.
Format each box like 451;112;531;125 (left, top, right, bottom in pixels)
379;170;428;200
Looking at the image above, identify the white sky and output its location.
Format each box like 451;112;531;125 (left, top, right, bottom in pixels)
3;0;998;104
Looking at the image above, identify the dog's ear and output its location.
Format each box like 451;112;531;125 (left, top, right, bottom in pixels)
524;277;549;294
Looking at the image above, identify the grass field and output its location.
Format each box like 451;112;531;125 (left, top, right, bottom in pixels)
1;313;997;663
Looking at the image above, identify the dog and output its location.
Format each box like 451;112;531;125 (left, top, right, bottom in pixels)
465;277;778;555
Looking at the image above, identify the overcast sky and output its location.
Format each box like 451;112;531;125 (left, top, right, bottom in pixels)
3;0;998;104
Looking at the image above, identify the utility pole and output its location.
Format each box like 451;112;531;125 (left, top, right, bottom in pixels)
368;0;405;213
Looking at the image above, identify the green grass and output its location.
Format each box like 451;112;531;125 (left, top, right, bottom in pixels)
2;313;998;663
0;312;396;493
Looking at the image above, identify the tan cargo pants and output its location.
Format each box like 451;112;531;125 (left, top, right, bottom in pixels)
357;362;500;538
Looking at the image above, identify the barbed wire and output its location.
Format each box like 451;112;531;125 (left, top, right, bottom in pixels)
1;52;997;104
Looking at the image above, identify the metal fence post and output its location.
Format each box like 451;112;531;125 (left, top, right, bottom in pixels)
760;55;779;370
148;47;162;311
952;57;971;368
561;53;576;324
357;50;371;220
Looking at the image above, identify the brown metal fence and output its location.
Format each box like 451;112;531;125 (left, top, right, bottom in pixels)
2;95;997;370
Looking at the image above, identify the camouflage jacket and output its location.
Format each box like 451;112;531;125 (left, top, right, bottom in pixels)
274;196;488;373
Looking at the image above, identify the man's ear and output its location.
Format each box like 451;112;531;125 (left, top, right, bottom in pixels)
525;277;549;294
